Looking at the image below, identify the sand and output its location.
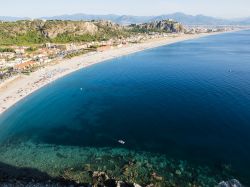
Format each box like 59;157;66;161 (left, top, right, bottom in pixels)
0;32;227;115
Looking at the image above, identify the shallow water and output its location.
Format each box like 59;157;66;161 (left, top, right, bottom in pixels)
1;30;250;185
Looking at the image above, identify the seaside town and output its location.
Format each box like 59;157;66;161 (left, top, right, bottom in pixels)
0;19;236;83
0;33;164;79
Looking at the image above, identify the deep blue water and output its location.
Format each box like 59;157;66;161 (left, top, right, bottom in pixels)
1;30;250;183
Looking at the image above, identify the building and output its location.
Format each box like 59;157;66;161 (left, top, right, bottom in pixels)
0;59;6;68
0;52;15;59
97;45;112;52
14;48;26;54
14;61;37;71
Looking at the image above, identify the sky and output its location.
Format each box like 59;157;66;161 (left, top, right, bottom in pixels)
1;0;250;19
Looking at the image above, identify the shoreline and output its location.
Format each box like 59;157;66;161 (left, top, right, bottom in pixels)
0;31;239;116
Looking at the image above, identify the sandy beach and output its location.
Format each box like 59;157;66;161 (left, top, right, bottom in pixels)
0;32;227;115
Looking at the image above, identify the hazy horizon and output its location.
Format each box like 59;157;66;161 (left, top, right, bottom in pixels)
1;12;249;20
1;0;250;19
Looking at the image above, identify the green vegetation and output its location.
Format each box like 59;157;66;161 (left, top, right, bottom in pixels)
0;47;15;53
0;31;47;46
129;27;173;34
0;19;183;46
0;67;16;80
0;20;132;46
129;27;149;33
64;48;96;59
52;30;131;44
96;24;131;39
26;46;38;52
52;33;98;43
21;65;41;75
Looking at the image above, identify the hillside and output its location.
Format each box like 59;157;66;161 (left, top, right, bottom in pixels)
0;19;184;46
132;20;185;33
0;20;129;45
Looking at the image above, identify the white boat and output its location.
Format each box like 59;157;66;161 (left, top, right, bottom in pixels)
118;140;125;144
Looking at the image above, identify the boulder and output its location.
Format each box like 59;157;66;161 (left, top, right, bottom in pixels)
218;179;243;187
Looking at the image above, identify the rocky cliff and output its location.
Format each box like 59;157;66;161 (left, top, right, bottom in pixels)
41;21;99;38
133;19;185;33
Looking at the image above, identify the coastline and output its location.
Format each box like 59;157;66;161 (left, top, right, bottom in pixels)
0;31;236;115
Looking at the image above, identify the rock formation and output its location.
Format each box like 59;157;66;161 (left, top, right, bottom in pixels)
218;179;243;187
133;19;185;33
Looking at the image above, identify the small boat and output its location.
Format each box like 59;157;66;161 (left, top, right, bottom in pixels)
118;140;125;144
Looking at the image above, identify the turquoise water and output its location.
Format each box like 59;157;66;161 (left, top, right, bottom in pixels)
0;30;250;186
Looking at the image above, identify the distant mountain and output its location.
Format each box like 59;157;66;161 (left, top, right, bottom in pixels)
0;16;29;21
40;14;153;25
40;13;227;25
1;13;250;25
234;17;250;25
151;13;229;25
41;13;249;25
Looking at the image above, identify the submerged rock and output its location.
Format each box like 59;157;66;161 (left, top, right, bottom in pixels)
151;172;163;181
0;142;238;186
117;181;141;187
218;179;243;187
92;171;109;185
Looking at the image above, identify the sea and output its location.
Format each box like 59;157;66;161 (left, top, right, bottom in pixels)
0;30;250;186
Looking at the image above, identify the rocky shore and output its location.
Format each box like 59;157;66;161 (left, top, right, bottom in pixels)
0;141;244;187
0;177;243;187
